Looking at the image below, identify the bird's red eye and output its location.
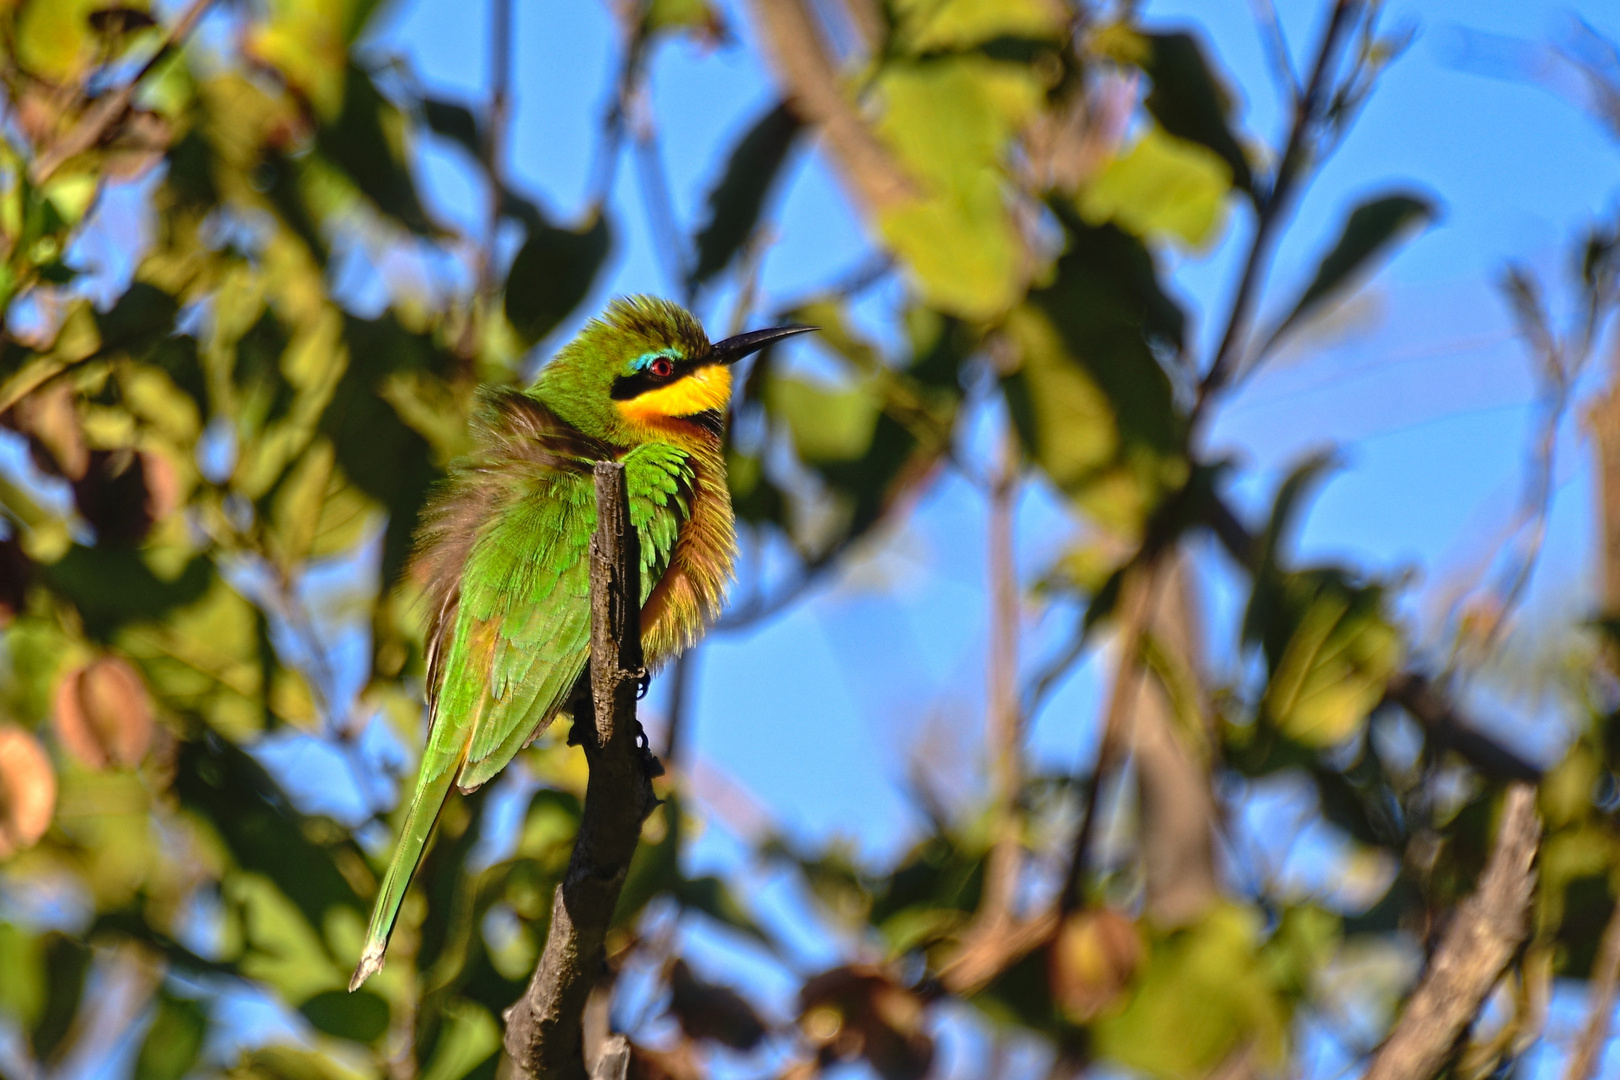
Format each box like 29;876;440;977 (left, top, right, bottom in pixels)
649;358;675;378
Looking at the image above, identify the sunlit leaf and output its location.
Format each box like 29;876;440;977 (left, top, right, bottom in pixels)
892;0;1063;51
875;57;1043;319
765;372;881;463
1079;125;1232;249
1095;905;1287;1077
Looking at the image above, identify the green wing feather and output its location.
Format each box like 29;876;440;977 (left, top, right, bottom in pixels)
351;433;694;989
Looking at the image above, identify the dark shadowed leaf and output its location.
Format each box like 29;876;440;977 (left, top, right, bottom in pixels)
133;993;208;1080
318;65;435;234
300;989;390;1044
1142;32;1253;194
30;933;89;1063
503;213;612;347
174;735;365;931
1264;193;1436;354
44;548;214;639
1001;215;1187;535
688;100;803;293
422;97;482;159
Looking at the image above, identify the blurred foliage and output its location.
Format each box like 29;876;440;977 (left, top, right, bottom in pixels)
0;1;1615;1079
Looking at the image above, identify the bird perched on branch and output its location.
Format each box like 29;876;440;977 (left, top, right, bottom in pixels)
350;296;812;989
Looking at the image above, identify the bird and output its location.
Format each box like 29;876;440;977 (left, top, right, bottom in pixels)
349;296;812;989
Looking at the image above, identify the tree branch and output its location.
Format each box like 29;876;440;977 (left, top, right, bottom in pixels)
1061;558;1164;912
502;463;660;1080
742;0;917;214
1362;783;1540;1080
29;0;220;185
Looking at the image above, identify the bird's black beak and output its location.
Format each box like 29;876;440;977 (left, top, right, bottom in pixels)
709;324;816;365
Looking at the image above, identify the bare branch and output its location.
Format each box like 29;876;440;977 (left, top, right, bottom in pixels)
1362;783;1540;1080
981;433;1023;929
1061;558;1164;912
30;0;220;185
1133;554;1217;926
502;463;661;1080
742;0;917;214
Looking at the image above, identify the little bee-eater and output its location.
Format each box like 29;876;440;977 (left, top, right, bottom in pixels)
350;296;811;989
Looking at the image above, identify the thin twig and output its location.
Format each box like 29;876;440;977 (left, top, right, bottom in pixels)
1562;899;1620;1080
30;0;220;185
1061;557;1165;912
1249;0;1302;103
1191;0;1360;426
502;463;661;1080
1362;784;1540;1080
981;431;1023;928
479;0;514;303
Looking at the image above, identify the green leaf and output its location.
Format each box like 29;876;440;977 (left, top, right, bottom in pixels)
420;1001;500;1080
1001;216;1187;535
1095;904;1288;1077
1263;574;1401;748
765;372;881;463
299;989;389;1045
875;57;1043;319
1264;193;1436;353
0;924;44;1030
422;97;482;159
1242;452;1340;649
502;213;612;347
892;0;1064;51
688;100;803;293
30;933;90;1063
1140;32;1253;195
317;65;435;234
1079;125;1232;249
173;735;365;933
133;993;208;1080
16;0;97;83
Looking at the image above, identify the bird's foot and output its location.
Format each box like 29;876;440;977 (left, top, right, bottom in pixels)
635;668;651;700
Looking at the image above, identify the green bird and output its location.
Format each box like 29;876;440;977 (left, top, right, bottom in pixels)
350;296;811;989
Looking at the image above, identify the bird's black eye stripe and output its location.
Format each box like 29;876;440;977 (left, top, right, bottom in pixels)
611;360;697;400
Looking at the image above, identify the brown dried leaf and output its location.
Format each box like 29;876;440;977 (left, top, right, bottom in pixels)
799;965;933;1080
54;654;154;769
1048;908;1142;1022
668;958;768;1051
12;382;89;480
0;724;56;857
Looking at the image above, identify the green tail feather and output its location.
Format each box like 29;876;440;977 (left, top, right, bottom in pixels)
349;759;457;991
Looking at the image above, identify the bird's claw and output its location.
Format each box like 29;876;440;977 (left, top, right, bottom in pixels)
635;668;651;699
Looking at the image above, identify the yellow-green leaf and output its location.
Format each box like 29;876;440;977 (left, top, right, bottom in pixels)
1080;126;1232;249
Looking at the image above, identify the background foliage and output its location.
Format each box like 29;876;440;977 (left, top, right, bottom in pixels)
0;0;1617;1078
